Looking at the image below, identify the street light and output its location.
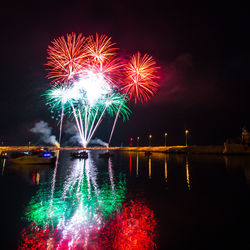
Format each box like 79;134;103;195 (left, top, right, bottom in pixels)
185;130;189;146
28;140;31;150
149;134;152;147
164;133;167;147
137;137;140;147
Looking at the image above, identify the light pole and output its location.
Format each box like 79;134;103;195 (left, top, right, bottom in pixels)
185;130;189;146
164;133;167;146
137;137;140;147
28;140;31;150
149;134;152;147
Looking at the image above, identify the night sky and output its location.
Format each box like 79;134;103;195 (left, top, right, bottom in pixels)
1;1;250;146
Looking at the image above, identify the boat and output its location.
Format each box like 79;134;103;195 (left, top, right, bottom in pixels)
0;151;8;159
145;151;152;157
9;149;56;165
70;151;88;159
99;151;113;158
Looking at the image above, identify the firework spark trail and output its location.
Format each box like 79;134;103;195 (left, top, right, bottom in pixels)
86;107;99;143
77;108;86;142
108;99;124;146
86;107;107;144
45;85;130;147
71;105;84;143
84;107;88;142
78;109;84;140
89;93;131;145
70;102;86;146
59;104;64;145
44;86;72;145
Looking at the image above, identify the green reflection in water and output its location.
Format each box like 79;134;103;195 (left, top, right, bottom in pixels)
25;157;126;228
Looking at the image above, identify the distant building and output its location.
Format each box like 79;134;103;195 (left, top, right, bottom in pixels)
223;127;250;154
242;127;250;145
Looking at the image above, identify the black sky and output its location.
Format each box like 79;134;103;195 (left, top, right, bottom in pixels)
1;0;250;146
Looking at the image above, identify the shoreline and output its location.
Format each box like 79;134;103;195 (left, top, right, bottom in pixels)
1;143;250;155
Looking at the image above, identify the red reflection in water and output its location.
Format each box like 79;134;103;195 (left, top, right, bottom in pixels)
99;201;157;249
19;223;99;249
19;224;53;249
19;201;157;249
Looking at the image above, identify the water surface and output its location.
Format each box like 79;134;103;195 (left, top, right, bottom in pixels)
0;151;250;249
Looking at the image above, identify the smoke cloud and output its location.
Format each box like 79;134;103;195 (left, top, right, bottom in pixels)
63;121;82;146
152;53;217;106
30;121;60;147
89;138;108;147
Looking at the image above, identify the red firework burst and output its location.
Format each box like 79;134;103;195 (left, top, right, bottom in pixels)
46;33;123;88
46;33;87;86
84;34;123;88
85;33;118;66
122;52;159;104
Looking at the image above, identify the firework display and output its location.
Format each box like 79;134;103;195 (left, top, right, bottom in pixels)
44;32;159;147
